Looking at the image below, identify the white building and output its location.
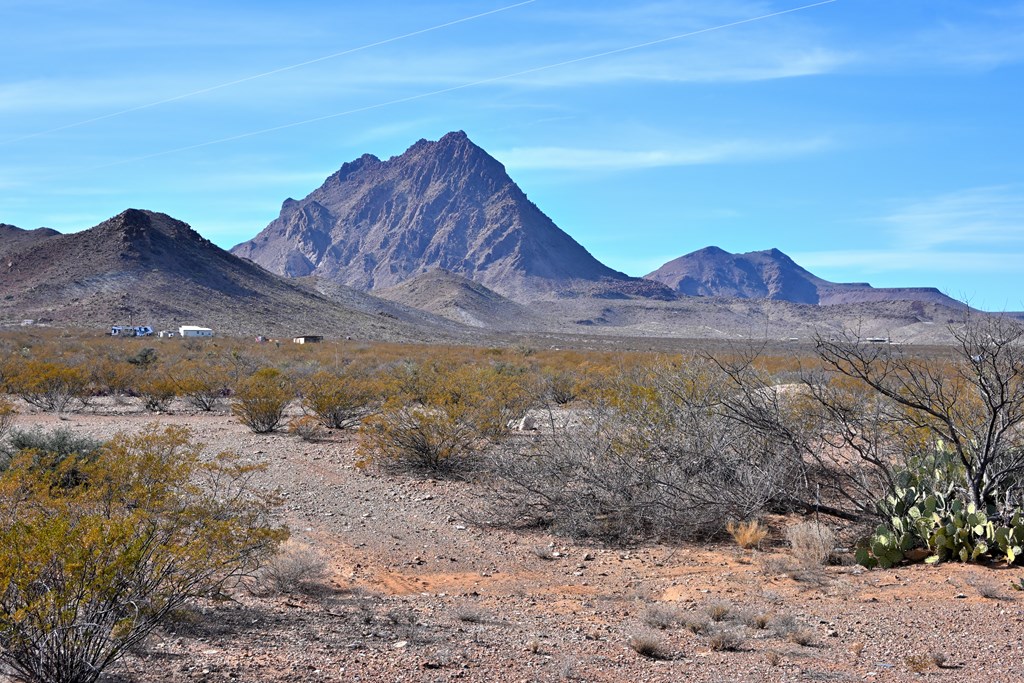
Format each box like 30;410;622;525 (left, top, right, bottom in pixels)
178;325;214;338
111;325;154;337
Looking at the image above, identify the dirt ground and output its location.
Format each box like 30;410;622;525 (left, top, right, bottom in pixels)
10;399;1024;683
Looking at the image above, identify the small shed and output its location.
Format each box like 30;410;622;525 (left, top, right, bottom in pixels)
179;325;214;338
292;335;323;344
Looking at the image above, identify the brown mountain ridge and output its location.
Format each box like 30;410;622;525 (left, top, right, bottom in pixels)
645;246;966;308
0;209;479;341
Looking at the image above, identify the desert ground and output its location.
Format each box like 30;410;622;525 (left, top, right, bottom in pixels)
7;395;1023;683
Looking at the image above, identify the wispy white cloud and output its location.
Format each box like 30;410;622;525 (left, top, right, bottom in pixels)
884;185;1024;249
495;137;831;171
793;249;1023;274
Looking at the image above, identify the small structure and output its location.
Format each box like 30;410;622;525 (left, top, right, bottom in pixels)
111;325;154;337
179;325;214;338
292;335;323;344
157;330;178;338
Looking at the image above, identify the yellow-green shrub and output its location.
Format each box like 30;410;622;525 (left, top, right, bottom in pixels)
231;367;293;433
5;359;90;413
0;425;286;683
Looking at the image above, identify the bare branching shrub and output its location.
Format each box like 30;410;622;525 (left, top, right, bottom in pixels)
254;540;329;595
786;521;836;566
232;367;293;433
484;358;802;543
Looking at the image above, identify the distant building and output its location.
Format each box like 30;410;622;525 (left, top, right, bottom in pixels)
179;325;214;338
157;330;178;338
111;325;154;337
292;335;323;344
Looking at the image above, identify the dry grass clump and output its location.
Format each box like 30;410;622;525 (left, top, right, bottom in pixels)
641;604;684;630
454;605;490;624
726;519;769;549
905;651;947;672
786;521;836;566
708;628;746;652
626;630;670;660
683;615;711;635
531;544;558;560
705;600;733;622
288;415;326;442
253;540;329;595
739;610;772;630
788;628;815;647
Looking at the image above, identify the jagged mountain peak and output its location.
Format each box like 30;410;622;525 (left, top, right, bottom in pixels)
232;131;670;300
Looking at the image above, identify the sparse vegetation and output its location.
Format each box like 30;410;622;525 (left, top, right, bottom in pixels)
5;359;90;413
641;604;683;630
232;367;294;433
708;628;746;652
253;540;329;595
786;521;836;566
0;425;286;683
626;630;669;659
726;519;769;549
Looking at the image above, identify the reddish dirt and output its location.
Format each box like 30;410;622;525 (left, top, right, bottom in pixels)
10;400;1024;682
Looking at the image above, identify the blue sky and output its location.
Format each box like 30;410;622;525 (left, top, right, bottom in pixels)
2;1;1022;310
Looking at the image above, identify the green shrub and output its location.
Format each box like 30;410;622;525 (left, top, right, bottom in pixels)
0;425;286;683
231;367;293;433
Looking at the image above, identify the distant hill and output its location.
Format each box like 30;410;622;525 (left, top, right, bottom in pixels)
0;208;475;341
645;246;966;308
376;269;544;330
232;131;673;301
0;223;59;261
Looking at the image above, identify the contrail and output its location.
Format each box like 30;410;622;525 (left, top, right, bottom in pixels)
91;0;840;170
1;0;537;145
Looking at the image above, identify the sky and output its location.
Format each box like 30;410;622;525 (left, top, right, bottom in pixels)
2;0;1022;311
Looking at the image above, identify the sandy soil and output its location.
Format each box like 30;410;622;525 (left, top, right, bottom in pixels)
10;399;1024;683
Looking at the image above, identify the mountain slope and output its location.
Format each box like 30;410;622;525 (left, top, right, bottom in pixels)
645;246;965;308
376;269;545;330
232;131;673;300
0;209;476;341
0;223;60;261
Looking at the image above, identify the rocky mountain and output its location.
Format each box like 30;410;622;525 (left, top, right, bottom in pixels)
0;223;59;261
645;246;966;308
231;131;673;301
0;209;477;341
